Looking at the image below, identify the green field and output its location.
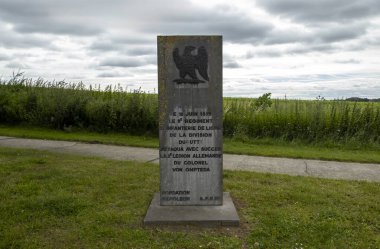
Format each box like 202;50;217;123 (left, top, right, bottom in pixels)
1;74;379;149
1;147;379;248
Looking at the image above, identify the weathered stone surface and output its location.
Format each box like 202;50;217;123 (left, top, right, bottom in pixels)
144;192;239;226
158;36;223;206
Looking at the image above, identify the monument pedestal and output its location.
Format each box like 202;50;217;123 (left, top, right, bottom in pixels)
143;192;240;227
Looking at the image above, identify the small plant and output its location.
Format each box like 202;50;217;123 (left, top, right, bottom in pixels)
316;95;326;101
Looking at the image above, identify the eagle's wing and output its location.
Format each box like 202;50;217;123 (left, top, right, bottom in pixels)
196;46;209;81
173;48;182;69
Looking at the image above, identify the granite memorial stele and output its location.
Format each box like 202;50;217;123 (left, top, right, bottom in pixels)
144;35;239;226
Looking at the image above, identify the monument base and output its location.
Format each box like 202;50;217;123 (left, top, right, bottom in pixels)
143;192;240;227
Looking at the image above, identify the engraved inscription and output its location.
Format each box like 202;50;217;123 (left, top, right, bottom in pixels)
159;107;222;203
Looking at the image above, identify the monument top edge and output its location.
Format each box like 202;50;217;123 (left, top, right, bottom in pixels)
157;35;222;38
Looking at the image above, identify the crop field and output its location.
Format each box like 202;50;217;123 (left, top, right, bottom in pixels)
223;97;380;145
1;74;379;147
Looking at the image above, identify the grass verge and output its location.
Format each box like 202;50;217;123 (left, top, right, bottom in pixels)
0;147;379;248
1;124;380;163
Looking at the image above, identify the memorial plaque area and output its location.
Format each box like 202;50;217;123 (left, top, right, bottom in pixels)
158;36;223;206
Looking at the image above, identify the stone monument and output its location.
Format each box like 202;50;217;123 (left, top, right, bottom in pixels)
144;36;239;226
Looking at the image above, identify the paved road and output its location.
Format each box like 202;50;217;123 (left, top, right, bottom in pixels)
1;136;380;182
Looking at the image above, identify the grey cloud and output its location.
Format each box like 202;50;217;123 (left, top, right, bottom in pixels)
287;44;336;54
15;22;101;36
246;50;283;58
0;27;55;49
245;51;255;59
132;67;157;74
97;72;133;78
7;38;50;49
263;74;339;83
5;62;30;69
224;61;242;68
0;1;103;36
99;57;149;68
3;0;248;39
317;23;368;43
352;83;363;88
89;40;123;52
0;54;10;61
97;72;121;78
0;0;275;49
0;0;373;51
223;53;235;61
84;1;273;56
262;21;368;48
89;37;154;52
208;20;271;43
143;56;157;65
127;47;156;56
334;59;361;64
263;30;307;45
246;43;337;58
113;36;155;45
255;0;380;24
140;3;273;44
246;22;367;57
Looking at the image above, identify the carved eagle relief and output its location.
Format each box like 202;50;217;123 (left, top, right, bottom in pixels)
173;46;209;83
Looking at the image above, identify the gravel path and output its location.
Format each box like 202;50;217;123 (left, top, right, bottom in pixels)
1;136;380;182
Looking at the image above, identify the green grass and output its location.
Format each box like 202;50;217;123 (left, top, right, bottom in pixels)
0;147;379;248
224;138;380;163
1;124;380;164
0;124;158;148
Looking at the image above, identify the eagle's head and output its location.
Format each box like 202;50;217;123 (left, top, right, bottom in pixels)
183;46;196;56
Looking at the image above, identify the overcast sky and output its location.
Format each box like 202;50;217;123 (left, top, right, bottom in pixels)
0;0;379;99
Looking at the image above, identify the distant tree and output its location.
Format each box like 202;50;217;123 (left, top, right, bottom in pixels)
254;93;272;111
346;97;369;102
346;97;380;102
